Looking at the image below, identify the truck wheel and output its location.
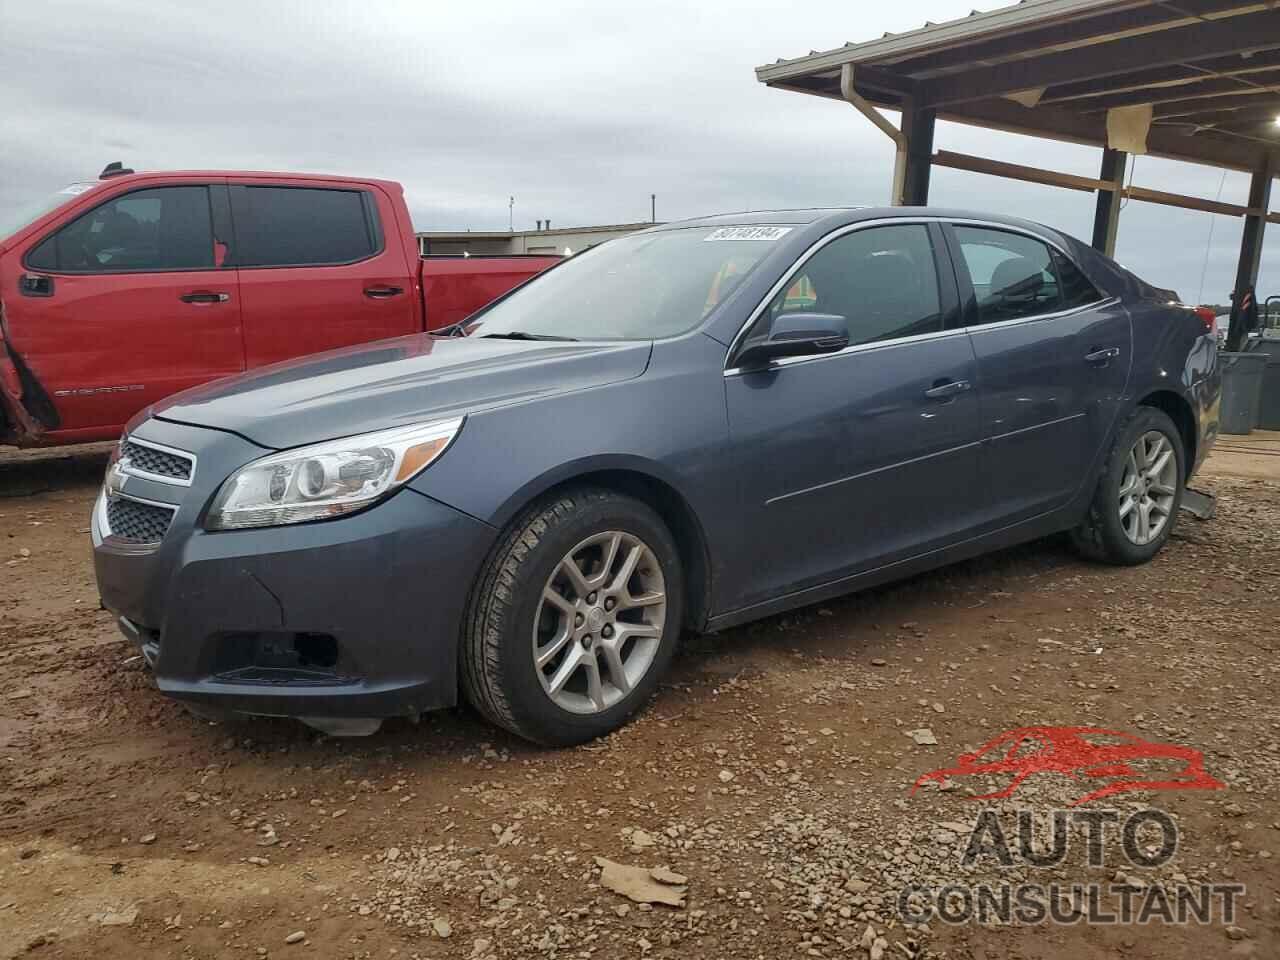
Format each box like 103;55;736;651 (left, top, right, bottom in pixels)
1072;406;1185;565
461;487;684;746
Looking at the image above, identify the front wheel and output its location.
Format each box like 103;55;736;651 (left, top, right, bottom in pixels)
1072;406;1185;565
461;487;684;746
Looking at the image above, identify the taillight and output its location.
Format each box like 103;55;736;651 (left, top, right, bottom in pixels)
1193;306;1216;333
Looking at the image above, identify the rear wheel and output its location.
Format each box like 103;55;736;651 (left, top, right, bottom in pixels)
1072;406;1184;565
461;487;684;746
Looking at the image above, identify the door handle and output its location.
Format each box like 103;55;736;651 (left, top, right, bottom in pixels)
180;291;229;304
924;379;972;401
19;274;53;298
364;285;404;299
1085;346;1120;364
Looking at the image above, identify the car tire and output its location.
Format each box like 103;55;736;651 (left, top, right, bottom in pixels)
461;487;684;746
1072;405;1185;565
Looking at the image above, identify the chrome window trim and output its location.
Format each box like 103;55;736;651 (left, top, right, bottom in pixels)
120;435;197;487
725;326;968;377
722;216;939;375
962;296;1121;334
722;215;1112;376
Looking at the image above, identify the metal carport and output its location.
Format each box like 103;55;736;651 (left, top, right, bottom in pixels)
755;0;1280;350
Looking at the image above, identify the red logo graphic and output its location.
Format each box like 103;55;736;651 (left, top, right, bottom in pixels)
911;726;1225;806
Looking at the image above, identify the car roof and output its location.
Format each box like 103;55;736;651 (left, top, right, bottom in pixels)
654;205;1073;235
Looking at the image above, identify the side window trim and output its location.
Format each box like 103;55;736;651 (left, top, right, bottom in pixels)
944;220;1109;330
227;183;385;270
727;219;952;370
21;183;222;276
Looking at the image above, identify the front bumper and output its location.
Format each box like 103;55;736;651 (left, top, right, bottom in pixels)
92;418;496;725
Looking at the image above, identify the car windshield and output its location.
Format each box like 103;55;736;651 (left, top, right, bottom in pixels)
0;183;96;242
464;225;790;341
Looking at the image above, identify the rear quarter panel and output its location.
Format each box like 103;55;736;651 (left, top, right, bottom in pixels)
1126;298;1220;477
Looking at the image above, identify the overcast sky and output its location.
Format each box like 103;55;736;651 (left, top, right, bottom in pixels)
1;0;1274;304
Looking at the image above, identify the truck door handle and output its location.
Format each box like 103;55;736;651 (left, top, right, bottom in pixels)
19;274;53;297
1085;346;1120;365
180;291;229;304
364;285;404;299
924;379;971;401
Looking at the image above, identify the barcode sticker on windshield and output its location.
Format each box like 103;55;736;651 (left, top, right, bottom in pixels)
704;226;793;242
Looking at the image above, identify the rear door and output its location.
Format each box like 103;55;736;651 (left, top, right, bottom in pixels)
4;182;242;438
723;222;983;611
945;223;1130;528
229;182;417;366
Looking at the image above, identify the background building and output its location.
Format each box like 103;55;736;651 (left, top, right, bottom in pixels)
417;221;657;256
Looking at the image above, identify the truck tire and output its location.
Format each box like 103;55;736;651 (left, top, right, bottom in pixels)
461;487;684;746
1072;406;1185;565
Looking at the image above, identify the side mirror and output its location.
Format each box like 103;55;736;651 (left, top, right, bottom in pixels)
734;313;850;369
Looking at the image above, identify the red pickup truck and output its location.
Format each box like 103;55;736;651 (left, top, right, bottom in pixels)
0;165;558;446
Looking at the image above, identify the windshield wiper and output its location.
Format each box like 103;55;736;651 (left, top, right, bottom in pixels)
481;331;580;342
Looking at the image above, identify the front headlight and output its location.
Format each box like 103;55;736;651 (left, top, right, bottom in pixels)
206;418;463;530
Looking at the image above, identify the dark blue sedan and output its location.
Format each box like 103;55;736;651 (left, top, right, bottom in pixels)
92;208;1220;744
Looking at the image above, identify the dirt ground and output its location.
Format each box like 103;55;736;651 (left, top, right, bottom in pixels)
0;438;1277;960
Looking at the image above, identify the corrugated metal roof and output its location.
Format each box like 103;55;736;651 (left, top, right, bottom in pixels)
756;0;1280;173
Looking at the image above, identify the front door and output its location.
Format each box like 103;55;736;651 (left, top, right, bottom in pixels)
723;222;983;613
6;182;243;439
945;224;1132;530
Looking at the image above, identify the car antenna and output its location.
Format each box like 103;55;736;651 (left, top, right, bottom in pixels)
99;161;135;179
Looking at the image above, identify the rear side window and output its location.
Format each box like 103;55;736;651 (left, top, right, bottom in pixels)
26;186;214;273
954;226;1061;325
236;187;377;267
1051;249;1103;310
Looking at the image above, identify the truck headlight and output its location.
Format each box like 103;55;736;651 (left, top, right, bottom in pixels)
206;418;463;530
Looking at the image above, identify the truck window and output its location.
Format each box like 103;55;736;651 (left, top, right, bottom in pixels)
236;187;377;267
26;186;214;273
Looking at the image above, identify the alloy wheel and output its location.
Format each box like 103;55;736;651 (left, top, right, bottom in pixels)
1118;430;1177;545
533;531;667;715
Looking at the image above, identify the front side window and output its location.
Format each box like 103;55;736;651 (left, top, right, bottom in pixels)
466;226;785;341
755;224;943;347
953;226;1064;324
27;186;213;273
237;187;376;267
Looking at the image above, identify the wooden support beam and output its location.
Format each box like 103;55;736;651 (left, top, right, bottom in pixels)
932;150;1280;223
1092;148;1127;256
1156;90;1280;118
1070;72;1280;112
1228;153;1276;351
1045;51;1280;104
917;11;1280;108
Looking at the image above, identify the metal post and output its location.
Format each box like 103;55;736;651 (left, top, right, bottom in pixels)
1227;153;1276;353
1091;147;1127;257
900;102;936;206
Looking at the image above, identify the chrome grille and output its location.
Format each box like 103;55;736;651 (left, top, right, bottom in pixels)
105;497;175;544
122;440;193;482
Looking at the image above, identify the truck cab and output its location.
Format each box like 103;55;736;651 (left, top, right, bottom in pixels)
0;165;557;446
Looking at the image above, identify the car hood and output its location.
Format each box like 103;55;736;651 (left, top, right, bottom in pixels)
154;333;652;449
